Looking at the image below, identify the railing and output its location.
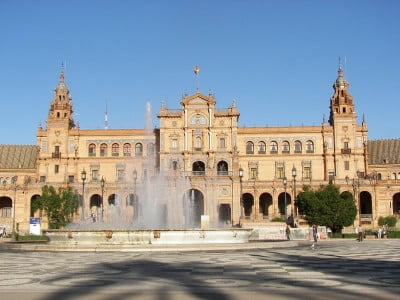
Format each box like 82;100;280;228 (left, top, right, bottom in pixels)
258;151;266;154
217;171;233;176
360;214;373;218
246;150;254;154
194;147;202;152
270;150;278;154
192;171;205;176
52;152;61;158
341;148;352;154
306;149;314;153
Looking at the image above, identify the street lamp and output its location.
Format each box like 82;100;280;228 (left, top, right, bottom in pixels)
283;177;288;221
292;165;297;217
132;170;138;218
239;168;244;220
11;176;18;241
100;177;105;223
80;169;87;222
352;178;361;222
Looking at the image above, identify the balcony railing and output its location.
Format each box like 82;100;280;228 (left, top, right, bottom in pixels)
192;171;205;176
360;214;373;219
341;148;352;154
52;152;61;158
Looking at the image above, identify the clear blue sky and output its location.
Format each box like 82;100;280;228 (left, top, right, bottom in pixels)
1;0;399;145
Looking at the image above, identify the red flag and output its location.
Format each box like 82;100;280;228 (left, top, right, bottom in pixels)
194;65;199;74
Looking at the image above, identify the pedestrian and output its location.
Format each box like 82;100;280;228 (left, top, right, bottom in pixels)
357;224;363;242
286;225;291;240
311;224;318;249
1;227;6;238
377;226;382;239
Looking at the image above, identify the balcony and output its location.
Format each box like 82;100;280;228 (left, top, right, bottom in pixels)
192;171;205;176
341;148;352;154
52;152;61;158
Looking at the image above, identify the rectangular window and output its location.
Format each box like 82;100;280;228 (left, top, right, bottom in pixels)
69;141;75;153
344;161;350;170
40;176;46;182
68;175;74;183
276;166;284;179
54;165;59;174
250;168;258;180
1;207;12;218
117;169;125;181
171;139;178;150
92;170;99;181
41;141;48;153
219;138;226;149
303;167;311;179
344;142;349;150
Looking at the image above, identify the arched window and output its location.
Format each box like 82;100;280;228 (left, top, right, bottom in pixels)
282;141;290;154
192;161;205;176
135;143;143;156
100;143;108;157
123;143;131;157
294;141;302;153
88;144;96;157
246;142;254;154
217;161;229;175
112;143;119;156
306;140;314;153
258;142;266;154
269;141;278;154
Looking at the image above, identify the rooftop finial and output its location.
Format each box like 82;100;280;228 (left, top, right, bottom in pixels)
57;62;67;89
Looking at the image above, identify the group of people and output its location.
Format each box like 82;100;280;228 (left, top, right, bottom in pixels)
377;224;388;239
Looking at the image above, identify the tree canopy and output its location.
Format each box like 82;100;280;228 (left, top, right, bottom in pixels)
32;185;80;229
297;184;357;232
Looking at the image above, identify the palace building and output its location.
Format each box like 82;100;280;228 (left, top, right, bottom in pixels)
1;67;400;234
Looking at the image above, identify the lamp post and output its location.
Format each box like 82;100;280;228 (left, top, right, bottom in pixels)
11;176;18;241
352;178;360;222
292;165;297;217
239;168;244;220
283;177;287;221
80;170;87;222
100;177;105;223
132;170;138;218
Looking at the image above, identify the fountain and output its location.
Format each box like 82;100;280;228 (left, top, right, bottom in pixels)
43;102;254;246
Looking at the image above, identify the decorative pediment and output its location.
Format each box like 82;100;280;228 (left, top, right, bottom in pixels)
181;92;216;107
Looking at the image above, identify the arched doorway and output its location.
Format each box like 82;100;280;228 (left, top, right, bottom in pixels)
360;191;372;217
192;161;205;176
259;193;272;219
393;193;400;215
218;204;231;225
90;194;101;222
0;196;12;218
30;194;41;218
184;189;204;228
217;161;228;175
243;193;254;219
278;192;291;218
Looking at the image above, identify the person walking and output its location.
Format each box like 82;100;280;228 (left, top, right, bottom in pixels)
311;224;318;249
357;224;363;242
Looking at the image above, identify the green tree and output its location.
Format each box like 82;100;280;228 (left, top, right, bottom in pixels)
297;184;357;232
37;185;80;229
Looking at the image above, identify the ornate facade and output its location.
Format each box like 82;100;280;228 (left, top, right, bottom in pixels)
1;67;400;234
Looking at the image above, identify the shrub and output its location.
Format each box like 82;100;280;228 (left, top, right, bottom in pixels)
387;231;400;238
271;217;285;222
378;216;398;227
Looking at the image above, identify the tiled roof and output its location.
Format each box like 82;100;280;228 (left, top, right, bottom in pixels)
0;145;38;169
368;139;400;165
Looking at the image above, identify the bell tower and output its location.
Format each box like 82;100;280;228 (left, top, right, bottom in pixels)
329;66;356;125
47;66;75;129
328;65;366;180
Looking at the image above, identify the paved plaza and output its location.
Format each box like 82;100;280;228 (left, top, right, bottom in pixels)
1;240;400;300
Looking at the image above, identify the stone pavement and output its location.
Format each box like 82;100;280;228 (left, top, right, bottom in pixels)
1;240;400;300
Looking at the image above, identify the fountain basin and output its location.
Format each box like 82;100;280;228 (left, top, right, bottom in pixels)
43;229;253;245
